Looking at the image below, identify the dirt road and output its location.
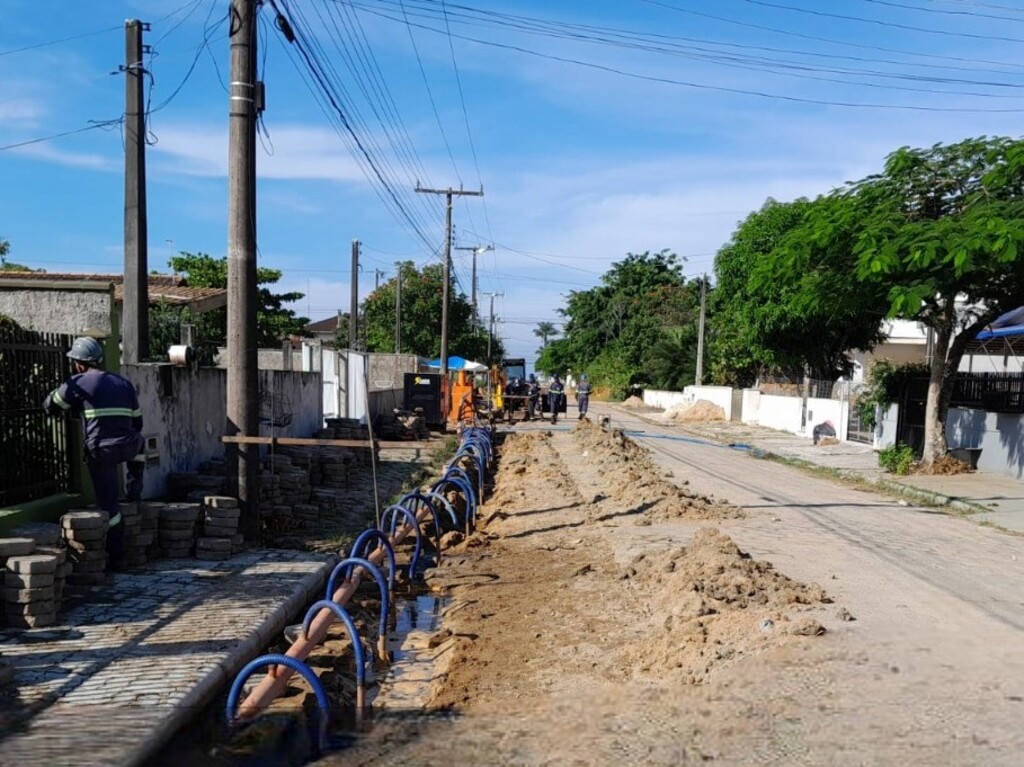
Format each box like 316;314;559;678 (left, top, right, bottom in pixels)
330;411;1024;766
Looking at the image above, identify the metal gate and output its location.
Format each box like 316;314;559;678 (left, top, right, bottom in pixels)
0;327;77;506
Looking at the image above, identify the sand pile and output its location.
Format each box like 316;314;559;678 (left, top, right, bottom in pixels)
621;528;832;683
570;420;741;521
816;436;840;447
914;454;973;475
621;395;645;409
663;399;726;423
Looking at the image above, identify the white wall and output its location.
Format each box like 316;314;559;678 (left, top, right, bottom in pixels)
0;288;114;335
752;394;804;434
642;386;733;420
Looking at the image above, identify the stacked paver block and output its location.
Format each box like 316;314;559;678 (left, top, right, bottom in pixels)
8;524;69;616
0;537;36;628
141;502;161;561
158;503;200;558
61;511;109;586
4;552;60;628
293;503;320;526
166;471;226;502
196;496;239;562
119;502;153;567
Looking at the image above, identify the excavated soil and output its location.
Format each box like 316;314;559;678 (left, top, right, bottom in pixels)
913;454;974;475
328;424;840;766
620;395;645;408
663;399;727;423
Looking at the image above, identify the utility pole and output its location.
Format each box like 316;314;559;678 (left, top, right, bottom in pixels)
455;244;492;316
695;273;707;385
394;262;402;354
483;291;503;363
414;185;483;380
226;0;259;539
374;268;386;290
349;239;360;350
123;19;150;365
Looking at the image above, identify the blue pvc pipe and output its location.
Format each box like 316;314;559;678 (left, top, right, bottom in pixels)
453;450;485;499
402;494;442;562
349;529;396;594
226;654;330;751
443;466;478;508
325;557;390;642
380;504;423;578
420;490;460;529
431;476;477;532
301;600;366;697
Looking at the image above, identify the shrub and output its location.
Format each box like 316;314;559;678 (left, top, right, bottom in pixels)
878;442;916;475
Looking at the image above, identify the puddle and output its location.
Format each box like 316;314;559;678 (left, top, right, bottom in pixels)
373;593;451;711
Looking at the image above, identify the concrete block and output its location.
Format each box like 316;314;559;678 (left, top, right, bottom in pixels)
0;538;36;559
6;555;59;575
6;611;56;628
194;549;231;562
158;519;196;532
195;537;231;552
35;545;67;565
4;585;55;603
63;527;107;544
65;572;106;586
5;599;55;616
203;523;238;538
9;523;61;546
204;496;239;509
4;571;54;589
61;511;109;530
159;528;195;542
67;549;107;565
159;504;200;523
204;507;241;522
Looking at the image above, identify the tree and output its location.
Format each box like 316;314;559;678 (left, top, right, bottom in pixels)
0;239;42;272
150;252;310;359
710;197;889;385
359;261;499;360
533;321;559;350
839;137;1024;466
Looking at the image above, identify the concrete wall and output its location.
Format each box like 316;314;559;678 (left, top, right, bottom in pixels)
751;394;804;434
741;389;761;423
642;385;734;419
946;408;1024;479
0;288;114;335
127;363;322;498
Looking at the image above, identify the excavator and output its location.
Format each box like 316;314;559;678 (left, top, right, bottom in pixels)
489;358;531;424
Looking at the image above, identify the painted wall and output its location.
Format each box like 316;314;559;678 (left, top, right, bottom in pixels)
751;394;804;434
0;289;113;335
127;363;322;497
946;408;1024;479
642;385;733;419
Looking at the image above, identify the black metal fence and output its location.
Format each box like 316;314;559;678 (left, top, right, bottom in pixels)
0;327;76;506
950;372;1024;414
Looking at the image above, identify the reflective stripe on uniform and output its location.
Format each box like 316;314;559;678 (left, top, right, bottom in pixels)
131;408;142;417
81;407;136;419
50;390;71;410
130;453;147;463
108;512;122;528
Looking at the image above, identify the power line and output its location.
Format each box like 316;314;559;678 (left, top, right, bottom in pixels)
0;25;120;58
0;119;123;153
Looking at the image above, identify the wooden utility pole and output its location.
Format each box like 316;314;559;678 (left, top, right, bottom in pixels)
695;274;707;385
349;239;360;350
123;19;150;365
414;186;483;379
394;262;402;353
373;268;386;290
226;0;259;539
455;244;492;317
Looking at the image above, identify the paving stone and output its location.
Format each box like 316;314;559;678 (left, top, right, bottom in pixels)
67;549;107;565
203;523;238;538
4;571;55;589
61;511;108;531
0;538;37;558
5;611;56;629
35;546;67;565
65;572;106;586
205;508;241;524
62;527;107;544
5;599;56;616
194;549;231;561
195;537;231;552
70;560;106;574
204;496;239;509
4;585;55;603
158;529;195;542
6;555;59;575
159;504;200;523
9;523;62;546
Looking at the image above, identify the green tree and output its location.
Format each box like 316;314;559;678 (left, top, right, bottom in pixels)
149;252;309;359
533;321;559;350
840;137;1024;466
710;197;888;385
0;239;42;272
359;261;499;360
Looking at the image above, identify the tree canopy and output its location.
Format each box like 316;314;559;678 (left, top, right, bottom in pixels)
359;261;500;361
537;250;701;395
149;252;309;361
0;239;42;272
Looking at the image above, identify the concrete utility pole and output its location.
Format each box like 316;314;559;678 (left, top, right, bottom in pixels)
695;274;707;385
455;244;492;316
483;291;503;363
374;268;386;290
414;185;483;380
394;262;402;354
349;239;360;350
123;19;150;365
226;0;259;539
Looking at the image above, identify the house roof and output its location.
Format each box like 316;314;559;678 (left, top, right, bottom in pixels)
0;271;226;314
306;315;344;334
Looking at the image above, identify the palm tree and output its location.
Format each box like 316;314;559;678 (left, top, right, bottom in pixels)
534;321;559;348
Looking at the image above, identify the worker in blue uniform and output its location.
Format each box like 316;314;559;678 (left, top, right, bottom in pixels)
43;337;145;566
576;373;592;420
548;374;565;425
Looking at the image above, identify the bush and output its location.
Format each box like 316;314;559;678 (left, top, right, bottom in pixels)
878;442;916;475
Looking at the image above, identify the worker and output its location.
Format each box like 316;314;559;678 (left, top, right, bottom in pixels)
43;337;145;568
576;373;592;420
526;373;540;421
548;374;565;425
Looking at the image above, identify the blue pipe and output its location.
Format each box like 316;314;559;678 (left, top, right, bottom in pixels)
325;557;390;644
419;490;460;529
431;476;477;532
453;450;485;500
226;654;330;751
399;493;443;562
380;504;423;578
349;529;396;594
301;600;367;711
443;466;478;508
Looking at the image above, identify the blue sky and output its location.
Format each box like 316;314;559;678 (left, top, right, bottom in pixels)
3;0;1024;364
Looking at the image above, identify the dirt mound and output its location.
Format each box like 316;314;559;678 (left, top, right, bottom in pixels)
570;420;741;521
621;395;645;409
663;399;726;423
621;528;832;683
914;455;973;475
817;436;840;447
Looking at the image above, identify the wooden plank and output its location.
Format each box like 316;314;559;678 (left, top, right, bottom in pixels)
220;435;429;450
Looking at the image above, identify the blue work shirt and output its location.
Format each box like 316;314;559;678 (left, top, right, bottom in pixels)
43;368;143;452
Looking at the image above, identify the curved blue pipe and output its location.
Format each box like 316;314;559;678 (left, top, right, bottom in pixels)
380;504;423;578
402;494;443;562
453;450;485;499
326;557;390;642
419;490;460;529
443;466;478;509
301;600;366;697
431;476;477;531
226;654;330;751
349;529;396;594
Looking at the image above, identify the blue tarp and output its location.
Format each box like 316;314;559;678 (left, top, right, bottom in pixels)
975;306;1024;341
425;356;486;371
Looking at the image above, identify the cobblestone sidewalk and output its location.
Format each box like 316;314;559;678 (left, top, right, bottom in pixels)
0;549;335;767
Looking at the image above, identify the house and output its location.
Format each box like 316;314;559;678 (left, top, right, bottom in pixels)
305;312;347;345
0;271;226;338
